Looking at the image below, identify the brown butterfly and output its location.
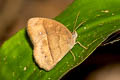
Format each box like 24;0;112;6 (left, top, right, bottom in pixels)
27;12;87;71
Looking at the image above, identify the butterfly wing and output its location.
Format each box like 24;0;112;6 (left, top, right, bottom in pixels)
27;18;75;71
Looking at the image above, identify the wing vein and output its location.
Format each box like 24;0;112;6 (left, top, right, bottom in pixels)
43;20;54;62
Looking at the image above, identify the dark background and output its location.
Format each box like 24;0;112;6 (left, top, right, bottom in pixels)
0;0;120;80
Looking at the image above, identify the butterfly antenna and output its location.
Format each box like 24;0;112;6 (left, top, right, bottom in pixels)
73;20;86;32
73;11;80;32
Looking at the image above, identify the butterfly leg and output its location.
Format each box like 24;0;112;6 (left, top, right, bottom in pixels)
76;41;88;50
70;50;76;61
70;41;87;61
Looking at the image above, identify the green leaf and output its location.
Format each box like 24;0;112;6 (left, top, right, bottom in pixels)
0;0;120;80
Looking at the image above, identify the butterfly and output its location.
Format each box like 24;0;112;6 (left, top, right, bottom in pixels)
27;12;87;71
